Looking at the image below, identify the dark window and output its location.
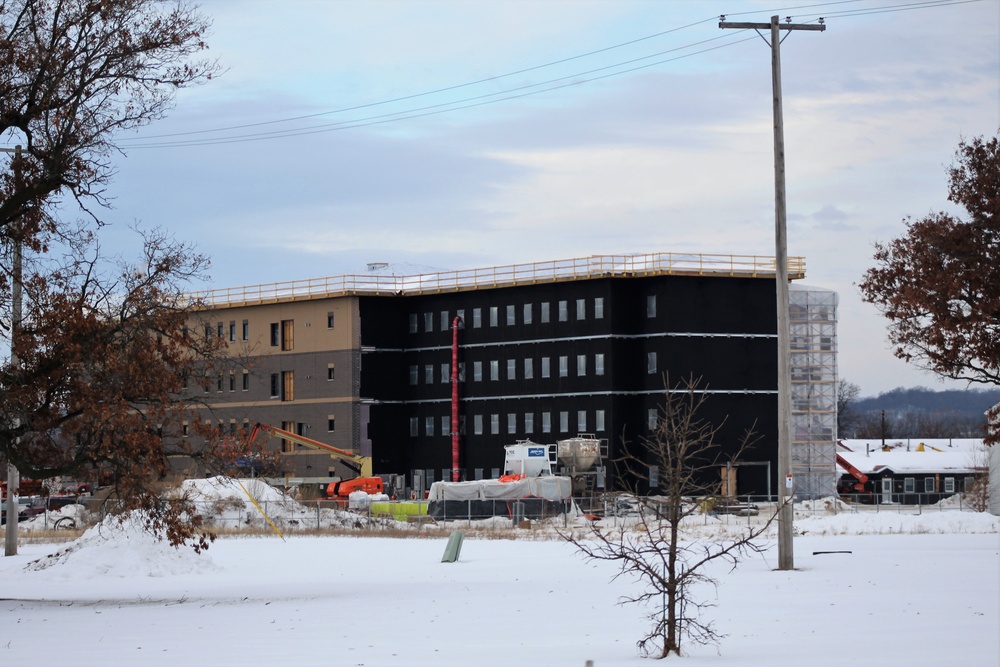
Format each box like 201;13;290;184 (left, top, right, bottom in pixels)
242;320;249;340
270;323;280;347
229;321;236;342
270;373;280;397
327;312;335;329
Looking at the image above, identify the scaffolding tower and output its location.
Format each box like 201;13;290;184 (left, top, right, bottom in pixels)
789;286;838;498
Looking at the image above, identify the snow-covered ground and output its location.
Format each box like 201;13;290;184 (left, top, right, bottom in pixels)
1;478;997;666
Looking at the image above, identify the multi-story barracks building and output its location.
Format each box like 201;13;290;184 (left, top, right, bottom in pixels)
185;251;835;499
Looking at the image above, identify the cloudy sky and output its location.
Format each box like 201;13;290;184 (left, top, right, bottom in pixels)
98;0;998;397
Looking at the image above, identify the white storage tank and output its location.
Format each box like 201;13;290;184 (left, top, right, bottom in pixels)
557;436;601;471
503;441;554;477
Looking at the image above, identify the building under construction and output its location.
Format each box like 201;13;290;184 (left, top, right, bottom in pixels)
185;251;837;498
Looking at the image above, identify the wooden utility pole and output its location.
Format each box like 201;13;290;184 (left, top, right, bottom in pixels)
719;15;825;571
3;144;22;557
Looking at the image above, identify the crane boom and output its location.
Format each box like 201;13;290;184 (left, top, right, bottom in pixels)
835;453;870;494
250;423;373;478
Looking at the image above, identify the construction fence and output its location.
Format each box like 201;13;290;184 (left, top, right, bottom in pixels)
17;492;989;536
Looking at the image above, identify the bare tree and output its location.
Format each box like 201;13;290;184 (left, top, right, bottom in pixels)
562;376;779;658
837;379;861;438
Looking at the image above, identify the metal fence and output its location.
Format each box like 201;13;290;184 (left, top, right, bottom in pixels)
22;492;988;535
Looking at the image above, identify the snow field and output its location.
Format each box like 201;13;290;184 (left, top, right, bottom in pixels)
0;478;996;666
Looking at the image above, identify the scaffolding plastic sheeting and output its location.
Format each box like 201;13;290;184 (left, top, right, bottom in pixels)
427;476;572;502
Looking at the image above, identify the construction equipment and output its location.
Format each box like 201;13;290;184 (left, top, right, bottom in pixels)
835;453;872;497
249;423;382;499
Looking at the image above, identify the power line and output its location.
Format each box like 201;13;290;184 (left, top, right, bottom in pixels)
120;15;721;142
811;0;984;18
116;0;985;149
124;35;758;148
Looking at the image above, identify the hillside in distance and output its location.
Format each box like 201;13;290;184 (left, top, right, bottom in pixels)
843;386;1000;439
854;387;1000;416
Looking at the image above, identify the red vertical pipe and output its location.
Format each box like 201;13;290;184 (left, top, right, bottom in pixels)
451;316;462;482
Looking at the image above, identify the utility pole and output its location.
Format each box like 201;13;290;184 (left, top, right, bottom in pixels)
3;144;22;557
719;15;825;571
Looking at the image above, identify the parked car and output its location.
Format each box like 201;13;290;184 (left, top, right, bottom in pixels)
0;501;27;524
21;495;79;519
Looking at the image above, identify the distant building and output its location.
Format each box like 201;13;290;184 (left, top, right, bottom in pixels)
185;251;835;498
838;439;987;504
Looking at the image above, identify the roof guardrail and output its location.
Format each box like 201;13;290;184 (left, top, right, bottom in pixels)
188;251;805;308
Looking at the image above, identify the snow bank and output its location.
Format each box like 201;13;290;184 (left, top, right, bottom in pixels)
171;476;403;531
23;514;220;577
795;509;1000;535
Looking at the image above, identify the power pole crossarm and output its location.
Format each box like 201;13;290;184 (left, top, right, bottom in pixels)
719;15;826;572
719;21;825;31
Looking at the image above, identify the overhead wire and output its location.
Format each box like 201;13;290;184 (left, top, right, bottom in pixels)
116;0;985;149
124;33;758;148
122;15;722;141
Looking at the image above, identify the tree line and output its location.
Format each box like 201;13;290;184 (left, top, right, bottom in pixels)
838;381;998;439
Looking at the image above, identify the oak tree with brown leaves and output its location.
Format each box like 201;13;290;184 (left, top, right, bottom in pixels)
859;134;1000;445
0;1;256;548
